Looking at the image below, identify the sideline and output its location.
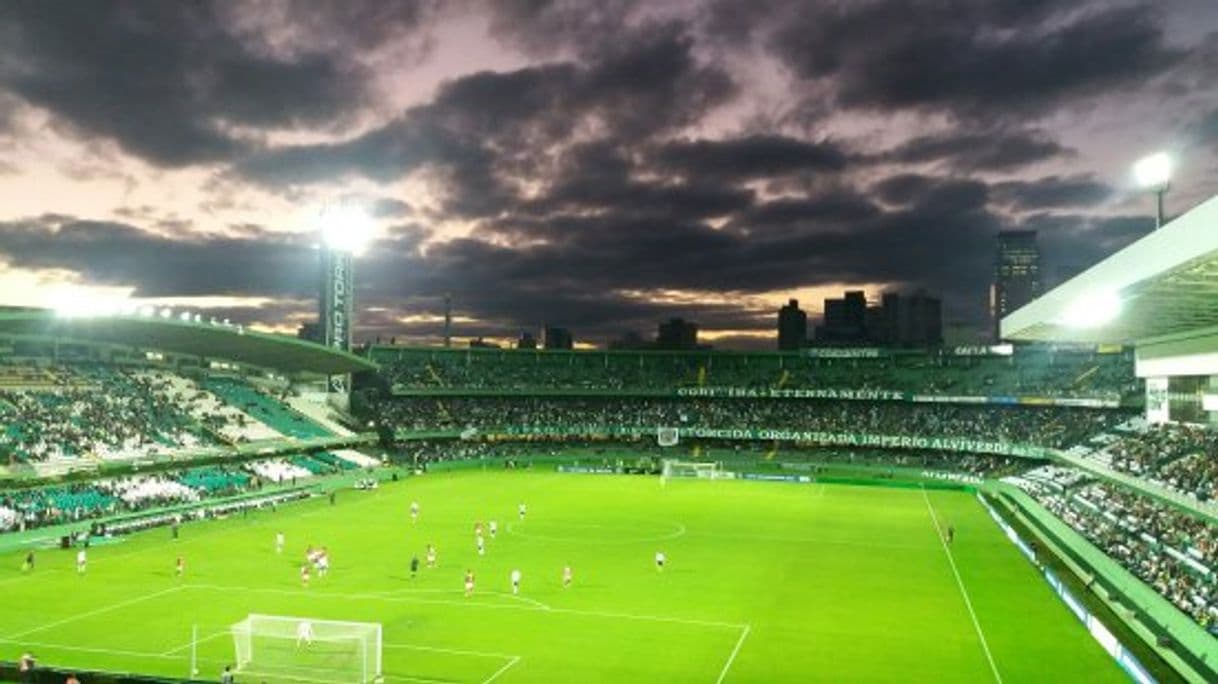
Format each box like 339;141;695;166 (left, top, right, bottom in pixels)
921;487;1003;684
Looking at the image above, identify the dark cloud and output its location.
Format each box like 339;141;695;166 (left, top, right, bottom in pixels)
484;0;641;58
0;215;423;301
992;175;1113;211
764;1;1180;122
728;194;880;234
237;22;737;220
652;135;848;180
0;2;375;165
885;128;1072;171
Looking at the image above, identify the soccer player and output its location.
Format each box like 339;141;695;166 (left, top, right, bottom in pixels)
76;548;87;575
275;531;284;554
22;550;33;573
489;520;498;539
464;569;475;598
946;524;955;545
410;555;420;579
518;502;527;521
476;535;485;556
175;556;185;577
410;501;420;524
296;620;314;647
317;549;330;577
510;568;522;595
426;543;437;568
562;564;573;589
300;563;311;587
474;520;483;536
655;551;666;572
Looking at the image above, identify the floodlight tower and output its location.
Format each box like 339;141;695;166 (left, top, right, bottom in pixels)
1133;152;1172;229
319;206;374;408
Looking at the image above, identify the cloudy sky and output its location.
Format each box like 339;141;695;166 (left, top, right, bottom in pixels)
1;0;1216;348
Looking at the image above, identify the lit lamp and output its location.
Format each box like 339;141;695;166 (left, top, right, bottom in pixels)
1132;152;1171;229
320;206;375;256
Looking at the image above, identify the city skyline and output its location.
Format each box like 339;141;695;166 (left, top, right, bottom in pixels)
0;1;1216;349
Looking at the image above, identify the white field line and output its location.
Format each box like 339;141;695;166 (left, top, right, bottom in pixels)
487;590;552;610
0;482;403;590
383;642;520;660
239;667;450;684
160;629;229;656
715;624;751;684
505;520;687;545
379;587;552;611
8;585;184;640
921;487;1003;684
2;636;516;684
0;637;182;661
184;582;744;630
481;655;521;684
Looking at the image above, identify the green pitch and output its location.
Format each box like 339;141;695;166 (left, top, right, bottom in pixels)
0;470;1125;683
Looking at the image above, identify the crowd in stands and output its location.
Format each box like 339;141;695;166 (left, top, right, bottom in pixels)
0;363;332;464
376;398;1131;450
0;365;213;462
0;454;358;533
1094;424;1218;503
1012;467;1218;632
372;346;1139;400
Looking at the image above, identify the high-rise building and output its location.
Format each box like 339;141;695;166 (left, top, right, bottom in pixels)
777;299;807;350
878;291;942;347
813;289;942;347
815;290;868;343
516;331;538;349
657;318;699;350
543;326;574;350
991;230;1042;341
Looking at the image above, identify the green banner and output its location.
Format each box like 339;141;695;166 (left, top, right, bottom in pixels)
477;425;1056;459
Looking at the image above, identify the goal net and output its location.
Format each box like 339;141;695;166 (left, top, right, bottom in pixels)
661;459;723;480
232;614;382;683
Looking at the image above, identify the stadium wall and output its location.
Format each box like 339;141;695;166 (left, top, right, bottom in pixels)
975;492;1157;684
990;484;1218;684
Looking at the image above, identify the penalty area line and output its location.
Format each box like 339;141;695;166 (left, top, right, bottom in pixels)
8;585;185;640
715;624;750;684
481;655;521;684
921;487;1003;684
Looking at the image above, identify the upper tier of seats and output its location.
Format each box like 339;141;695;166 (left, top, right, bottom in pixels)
370;345;1140;400
0;363;332;464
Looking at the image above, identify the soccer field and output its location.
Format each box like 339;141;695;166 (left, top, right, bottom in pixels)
0;470;1125;683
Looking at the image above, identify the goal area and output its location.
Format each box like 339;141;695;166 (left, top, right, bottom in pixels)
232;614;382;683
661;459;724;480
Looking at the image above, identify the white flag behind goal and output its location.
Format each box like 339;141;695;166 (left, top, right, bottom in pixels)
232;614;382;683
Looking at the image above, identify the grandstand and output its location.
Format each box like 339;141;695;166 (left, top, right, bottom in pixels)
3;299;1218;683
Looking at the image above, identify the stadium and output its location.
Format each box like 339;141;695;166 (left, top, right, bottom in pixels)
0;197;1214;684
3;3;1218;684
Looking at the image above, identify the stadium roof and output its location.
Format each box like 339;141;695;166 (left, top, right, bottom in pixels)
1002;194;1218;344
0;309;376;375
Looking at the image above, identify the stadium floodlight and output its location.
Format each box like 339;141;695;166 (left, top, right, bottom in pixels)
1133;152;1171;228
320;206;376;255
1059;290;1121;329
159;307;173;319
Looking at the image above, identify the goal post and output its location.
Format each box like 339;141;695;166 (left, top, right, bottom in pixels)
661;459;723;481
232;614;382;683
